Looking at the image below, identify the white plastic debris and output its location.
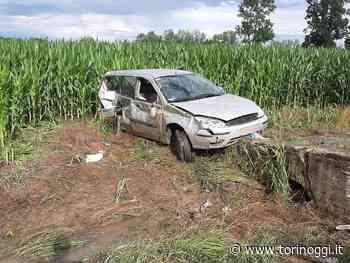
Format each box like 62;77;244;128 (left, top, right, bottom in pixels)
222;206;232;213
336;225;350;231
84;150;104;163
199;200;212;213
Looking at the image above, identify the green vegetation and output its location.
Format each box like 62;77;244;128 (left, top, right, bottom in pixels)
188;156;245;192
237;0;276;43
130;138;175;167
0;122;57;187
87;230;278;263
87;227;336;263
14;228;84;261
304;0;349;48
225;141;290;201
1;39;350;160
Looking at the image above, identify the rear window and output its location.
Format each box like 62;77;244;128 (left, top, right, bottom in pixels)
106;76;137;98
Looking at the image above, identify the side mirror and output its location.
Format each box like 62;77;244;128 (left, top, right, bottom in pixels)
218;86;224;92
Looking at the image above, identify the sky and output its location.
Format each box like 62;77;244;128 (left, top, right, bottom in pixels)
0;0;308;41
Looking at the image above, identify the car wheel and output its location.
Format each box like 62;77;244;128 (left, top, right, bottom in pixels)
172;129;193;163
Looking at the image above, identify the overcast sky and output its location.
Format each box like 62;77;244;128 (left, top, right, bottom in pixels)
0;0;307;41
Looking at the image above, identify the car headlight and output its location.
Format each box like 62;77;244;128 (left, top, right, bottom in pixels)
196;116;226;129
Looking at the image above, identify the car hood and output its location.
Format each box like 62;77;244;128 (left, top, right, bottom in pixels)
171;94;262;121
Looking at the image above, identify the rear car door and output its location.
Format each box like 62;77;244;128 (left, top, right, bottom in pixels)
99;78;117;118
99;75;137;129
129;78;163;141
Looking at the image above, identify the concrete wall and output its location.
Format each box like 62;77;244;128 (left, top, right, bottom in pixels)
286;145;350;221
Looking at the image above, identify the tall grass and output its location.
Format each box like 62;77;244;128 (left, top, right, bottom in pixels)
1;38;350;159
88;230;279;263
226;142;290;200
14;228;84;261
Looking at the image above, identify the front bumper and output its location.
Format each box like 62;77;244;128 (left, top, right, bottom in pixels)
189;115;268;149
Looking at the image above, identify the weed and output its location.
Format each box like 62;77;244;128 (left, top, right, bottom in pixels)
338;246;350;263
14;228;85;261
0;123;57;187
336;107;350;131
113;175;129;203
87;230;282;263
131;138;175;167
0;164;26;188
188;156;244;192
226;142;290;201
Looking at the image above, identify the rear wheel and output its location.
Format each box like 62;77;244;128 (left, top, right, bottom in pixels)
171;129;193;162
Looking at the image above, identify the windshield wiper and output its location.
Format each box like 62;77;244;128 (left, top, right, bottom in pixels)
169;97;193;103
191;93;221;100
170;93;222;103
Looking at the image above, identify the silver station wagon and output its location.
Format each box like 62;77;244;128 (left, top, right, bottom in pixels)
99;69;268;162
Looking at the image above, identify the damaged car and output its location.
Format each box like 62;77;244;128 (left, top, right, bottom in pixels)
99;69;268;162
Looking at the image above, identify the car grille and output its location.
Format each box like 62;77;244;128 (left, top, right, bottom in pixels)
226;113;259;126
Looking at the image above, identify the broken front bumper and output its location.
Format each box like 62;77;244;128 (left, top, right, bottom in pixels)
189;115;268;149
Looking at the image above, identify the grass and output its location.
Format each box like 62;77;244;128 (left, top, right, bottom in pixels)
0;122;57;188
188;155;245;192
87;230;278;263
339;247;350;263
130;138;176;167
266;106;350;142
12;228;85;262
0;164;26;188
87;226;340;263
224;141;290;201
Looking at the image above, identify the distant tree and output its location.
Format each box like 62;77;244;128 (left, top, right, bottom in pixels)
145;31;161;41
176;30;194;42
345;36;350;48
163;29;175;41
136;31;161;42
137;29;207;43
303;0;349;48
192;30;207;43
236;0;276;43
213;30;237;44
136;33;146;41
280;39;300;46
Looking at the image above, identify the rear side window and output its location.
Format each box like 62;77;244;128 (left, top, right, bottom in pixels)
106;76;136;98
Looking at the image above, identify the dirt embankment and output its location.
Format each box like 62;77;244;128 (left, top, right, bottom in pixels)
0;121;339;262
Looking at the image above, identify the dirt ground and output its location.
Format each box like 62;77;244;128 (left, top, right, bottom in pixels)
0;121;345;262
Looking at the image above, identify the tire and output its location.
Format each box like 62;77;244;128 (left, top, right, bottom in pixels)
172;129;193;163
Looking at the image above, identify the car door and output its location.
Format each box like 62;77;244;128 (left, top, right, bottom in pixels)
98;78;116;118
99;75;138;127
129;78;163;141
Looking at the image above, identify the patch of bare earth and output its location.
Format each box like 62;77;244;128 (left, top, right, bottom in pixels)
0;122;194;238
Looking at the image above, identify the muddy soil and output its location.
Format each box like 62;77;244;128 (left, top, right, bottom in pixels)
0;121;341;262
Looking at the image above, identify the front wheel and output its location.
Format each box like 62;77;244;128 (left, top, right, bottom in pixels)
172;129;193;163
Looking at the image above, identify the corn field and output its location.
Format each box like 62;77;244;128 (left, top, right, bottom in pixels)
0;38;350;155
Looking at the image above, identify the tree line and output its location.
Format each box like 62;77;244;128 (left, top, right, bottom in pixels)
136;0;350;48
136;29;237;44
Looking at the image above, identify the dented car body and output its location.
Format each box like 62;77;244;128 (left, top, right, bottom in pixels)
99;69;268;161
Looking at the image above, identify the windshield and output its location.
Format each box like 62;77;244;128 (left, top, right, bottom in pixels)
156;74;225;103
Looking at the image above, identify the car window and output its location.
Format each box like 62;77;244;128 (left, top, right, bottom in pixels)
106;76;136;98
138;78;159;104
156;74;224;102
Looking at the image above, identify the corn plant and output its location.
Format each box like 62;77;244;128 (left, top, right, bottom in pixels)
1;39;350;160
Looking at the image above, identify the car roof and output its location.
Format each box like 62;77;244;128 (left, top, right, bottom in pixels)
104;69;193;79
